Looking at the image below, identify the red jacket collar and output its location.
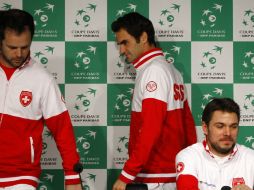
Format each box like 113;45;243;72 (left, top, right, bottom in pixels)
132;48;164;69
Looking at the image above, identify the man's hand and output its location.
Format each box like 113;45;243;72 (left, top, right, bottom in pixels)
232;184;252;190
66;184;83;190
112;179;127;190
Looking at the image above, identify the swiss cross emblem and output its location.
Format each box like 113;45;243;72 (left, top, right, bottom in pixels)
232;178;245;187
146;81;157;92
176;162;184;173
20;91;32;107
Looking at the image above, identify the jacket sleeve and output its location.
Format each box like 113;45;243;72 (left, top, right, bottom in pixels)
42;79;81;185
119;98;167;183
176;147;199;190
177;174;199;190
119;64;168;183
183;100;197;147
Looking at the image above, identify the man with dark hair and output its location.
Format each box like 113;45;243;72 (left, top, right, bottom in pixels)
176;98;254;190
0;9;82;190
111;12;197;190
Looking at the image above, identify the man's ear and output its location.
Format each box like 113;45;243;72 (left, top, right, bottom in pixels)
202;121;208;136
140;32;148;44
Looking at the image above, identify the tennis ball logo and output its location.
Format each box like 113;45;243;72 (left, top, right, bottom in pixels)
40;57;48;64
167;15;174;23
83;57;91;65
209;57;216;64
40;15;48;22
209;15;216;23
82;141;91;152
83;15;91;22
122;99;131;107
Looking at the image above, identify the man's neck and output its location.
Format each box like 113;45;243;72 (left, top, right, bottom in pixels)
0;62;17;80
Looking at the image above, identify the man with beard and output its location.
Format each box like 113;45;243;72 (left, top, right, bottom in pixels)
176;98;254;190
0;9;82;190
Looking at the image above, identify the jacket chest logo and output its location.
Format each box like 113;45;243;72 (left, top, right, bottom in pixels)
20;91;33;107
232;177;245;187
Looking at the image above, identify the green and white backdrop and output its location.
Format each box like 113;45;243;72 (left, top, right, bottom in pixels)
1;0;254;189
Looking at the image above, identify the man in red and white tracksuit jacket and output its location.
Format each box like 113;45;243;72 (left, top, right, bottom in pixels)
176;140;254;190
0;59;80;188
118;48;197;188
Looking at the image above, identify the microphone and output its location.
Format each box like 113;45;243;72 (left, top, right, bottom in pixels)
73;163;84;190
221;186;231;190
126;183;148;190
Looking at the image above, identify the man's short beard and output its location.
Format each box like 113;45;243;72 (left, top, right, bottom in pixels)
211;142;235;155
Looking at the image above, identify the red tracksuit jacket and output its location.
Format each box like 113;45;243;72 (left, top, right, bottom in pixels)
119;48;197;183
0;60;80;187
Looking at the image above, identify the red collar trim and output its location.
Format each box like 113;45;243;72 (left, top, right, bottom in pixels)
202;139;238;160
132;48;164;69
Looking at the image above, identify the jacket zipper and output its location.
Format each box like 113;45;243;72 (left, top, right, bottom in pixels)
30;137;35;163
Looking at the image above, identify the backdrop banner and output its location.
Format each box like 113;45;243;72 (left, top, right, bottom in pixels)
1;0;254;189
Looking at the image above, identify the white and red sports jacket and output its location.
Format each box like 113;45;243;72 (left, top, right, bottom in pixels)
0;60;80;187
176;140;254;190
119;48;197;183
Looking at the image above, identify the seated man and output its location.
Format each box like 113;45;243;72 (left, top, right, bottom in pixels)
176;98;254;190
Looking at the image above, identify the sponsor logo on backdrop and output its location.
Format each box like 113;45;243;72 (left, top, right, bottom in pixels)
74;4;97;28
200;45;222;70
239;50;254;81
163;45;181;64
32;3;58;38
156;3;183;38
74;88;97;114
114;88;133;113
108;85;133;125
200;4;222;28
159;42;191;83
67;84;106;126
73;46;96;71
33;45;58;80
113;135;128;167
34;45;54;66
34;3;54;28
158;3;180;28
76;130;96;155
76;130;102;167
41;129;59;167
194;44;229;82
242;50;254;70
238;8;254;38
75;127;106;168
192;0;232;40
198;3;225;38
241;92;254;123
71;3;99;38
66;42;107;83
242;8;254;28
